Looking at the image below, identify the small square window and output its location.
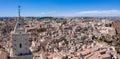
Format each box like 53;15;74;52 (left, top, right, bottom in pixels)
14;40;16;41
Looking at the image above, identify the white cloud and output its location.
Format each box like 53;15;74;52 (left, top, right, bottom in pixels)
40;11;56;15
40;12;46;15
76;10;120;16
35;10;120;17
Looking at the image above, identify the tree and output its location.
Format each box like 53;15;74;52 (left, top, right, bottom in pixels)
100;36;107;42
36;28;47;33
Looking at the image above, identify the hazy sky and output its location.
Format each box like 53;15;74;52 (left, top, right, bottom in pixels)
0;0;120;17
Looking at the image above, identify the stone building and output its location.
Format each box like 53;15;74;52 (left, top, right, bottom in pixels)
9;6;33;59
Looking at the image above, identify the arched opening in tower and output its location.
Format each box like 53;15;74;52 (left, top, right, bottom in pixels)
20;43;22;48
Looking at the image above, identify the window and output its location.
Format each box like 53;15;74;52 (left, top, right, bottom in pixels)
14;44;16;46
20;43;22;48
14;39;16;41
25;43;27;45
18;23;21;27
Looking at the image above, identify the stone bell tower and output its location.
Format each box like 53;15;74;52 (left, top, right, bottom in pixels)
9;6;33;59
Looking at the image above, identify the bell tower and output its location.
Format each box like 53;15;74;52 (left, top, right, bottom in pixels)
9;6;33;59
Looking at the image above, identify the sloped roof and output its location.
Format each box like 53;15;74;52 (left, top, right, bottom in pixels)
0;50;7;59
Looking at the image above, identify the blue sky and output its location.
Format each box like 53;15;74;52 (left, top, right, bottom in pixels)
0;0;120;17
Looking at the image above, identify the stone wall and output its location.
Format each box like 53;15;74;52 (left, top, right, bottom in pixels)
10;55;33;59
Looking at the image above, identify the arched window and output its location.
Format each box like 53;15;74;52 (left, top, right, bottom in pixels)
20;43;22;48
18;23;21;27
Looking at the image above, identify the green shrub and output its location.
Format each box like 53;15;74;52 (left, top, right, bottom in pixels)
36;28;47;32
